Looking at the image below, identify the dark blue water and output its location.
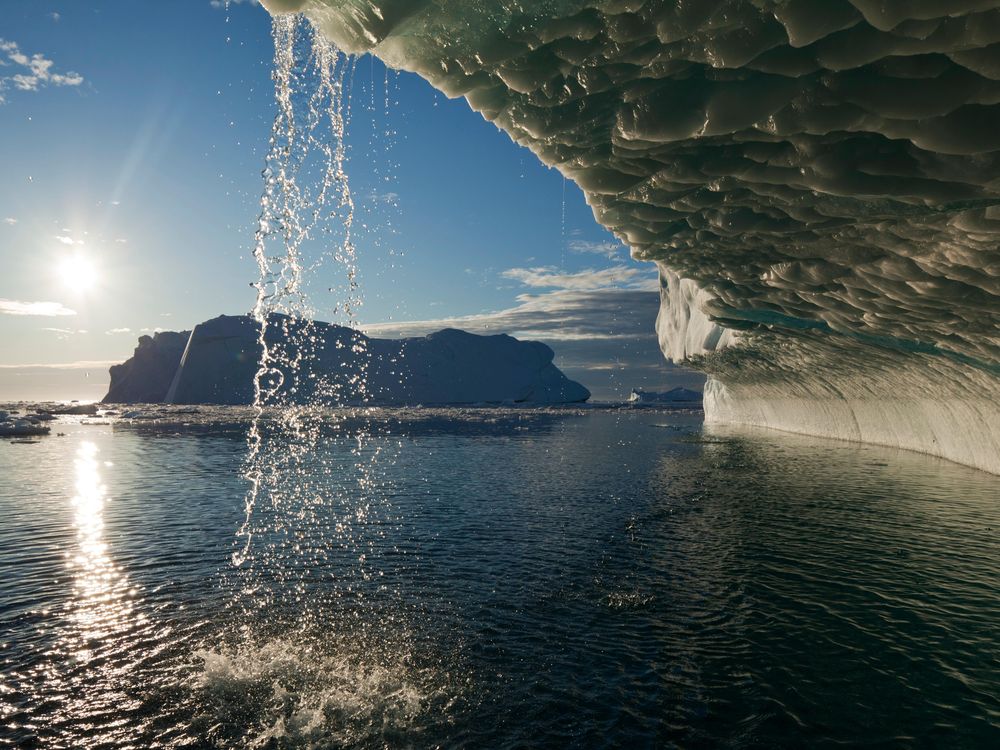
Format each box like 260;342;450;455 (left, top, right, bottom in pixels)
1;408;998;748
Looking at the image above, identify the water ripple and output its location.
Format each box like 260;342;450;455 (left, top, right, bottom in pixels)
0;410;997;747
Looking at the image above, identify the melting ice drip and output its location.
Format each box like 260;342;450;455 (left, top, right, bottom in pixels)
192;18;453;744
234;14;377;581
191;26;448;744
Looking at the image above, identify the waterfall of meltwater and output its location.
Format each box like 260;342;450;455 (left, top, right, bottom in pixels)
183;16;443;744
234;14;370;572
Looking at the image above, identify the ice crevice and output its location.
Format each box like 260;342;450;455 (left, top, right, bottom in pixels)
260;0;1000;473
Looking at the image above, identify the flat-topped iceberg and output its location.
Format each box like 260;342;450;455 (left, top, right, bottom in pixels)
260;1;1000;472
104;315;590;406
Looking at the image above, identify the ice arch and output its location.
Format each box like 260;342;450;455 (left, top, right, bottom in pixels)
260;0;1000;473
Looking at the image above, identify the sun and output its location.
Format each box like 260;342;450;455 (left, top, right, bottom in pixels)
58;252;99;294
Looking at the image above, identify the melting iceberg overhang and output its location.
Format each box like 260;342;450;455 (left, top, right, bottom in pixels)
261;0;1000;473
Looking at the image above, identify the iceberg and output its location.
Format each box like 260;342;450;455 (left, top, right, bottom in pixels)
260;1;1000;472
628;387;702;405
105;331;190;404
103;315;590;406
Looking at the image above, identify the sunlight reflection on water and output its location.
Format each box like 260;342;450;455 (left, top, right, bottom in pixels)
66;441;141;657
1;413;998;748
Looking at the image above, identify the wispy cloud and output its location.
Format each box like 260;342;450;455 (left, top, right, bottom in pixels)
105;327;132;335
365;287;657;342
0;39;84;103
41;326;87;339
0;360;121;370
0;299;76;317
209;0;259;8
367;190;400;205
501;265;656;291
567;238;627;259
369;262;660;341
54;234;84;246
2;217;16;226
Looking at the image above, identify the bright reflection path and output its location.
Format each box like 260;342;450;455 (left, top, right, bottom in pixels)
6;439;153;745
65;441;138;659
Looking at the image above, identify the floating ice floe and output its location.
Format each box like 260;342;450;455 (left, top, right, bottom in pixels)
0;416;51;438
46;403;99;416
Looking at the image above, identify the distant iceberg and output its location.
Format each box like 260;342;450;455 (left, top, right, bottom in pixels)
628;388;702;405
103;315;590;406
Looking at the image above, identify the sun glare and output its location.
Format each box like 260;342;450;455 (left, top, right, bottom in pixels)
58;252;99;294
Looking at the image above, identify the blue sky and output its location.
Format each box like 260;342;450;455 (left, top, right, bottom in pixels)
0;0;700;400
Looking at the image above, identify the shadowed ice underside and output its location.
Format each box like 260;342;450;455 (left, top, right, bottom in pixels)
259;0;1000;473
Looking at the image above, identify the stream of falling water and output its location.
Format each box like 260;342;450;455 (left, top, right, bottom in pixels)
236;14;365;570
227;9;382;656
185;18;457;745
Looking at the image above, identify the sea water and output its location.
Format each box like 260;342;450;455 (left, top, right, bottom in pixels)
1;406;998;747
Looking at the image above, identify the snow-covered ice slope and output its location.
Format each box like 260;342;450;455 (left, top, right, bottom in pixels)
262;0;1000;472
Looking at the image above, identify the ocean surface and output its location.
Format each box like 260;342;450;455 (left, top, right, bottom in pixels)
1;406;998;748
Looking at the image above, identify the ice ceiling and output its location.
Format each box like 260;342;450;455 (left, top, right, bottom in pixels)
260;0;1000;472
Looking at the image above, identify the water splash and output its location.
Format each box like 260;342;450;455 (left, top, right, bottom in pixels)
190;634;457;747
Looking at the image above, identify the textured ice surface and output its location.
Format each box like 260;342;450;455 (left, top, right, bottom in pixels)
104;315;590;405
262;0;1000;471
